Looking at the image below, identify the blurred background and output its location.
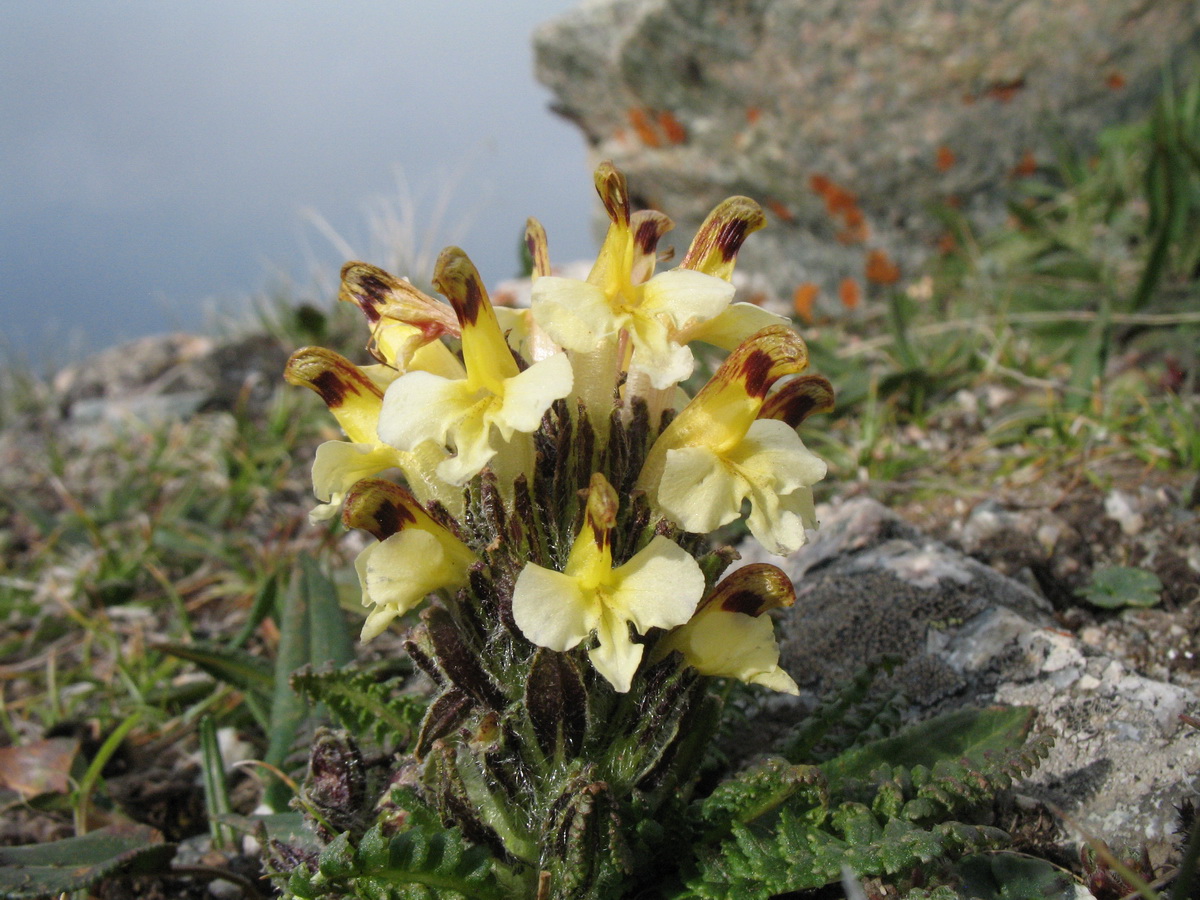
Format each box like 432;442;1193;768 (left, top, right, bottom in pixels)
1;1;592;366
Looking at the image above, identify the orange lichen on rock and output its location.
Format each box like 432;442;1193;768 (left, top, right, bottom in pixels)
811;173;868;243
745;106;762;125
1106;71;1126;91
864;249;900;285
838;208;869;244
792;282;819;322
823;184;858;218
626;108;688;147
839;277;861;310
766;198;795;223
936;145;956;172
627;108;662;147
657;110;687;144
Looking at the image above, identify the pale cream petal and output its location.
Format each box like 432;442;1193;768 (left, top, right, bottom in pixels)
360;529;466;617
628;315;695;390
377;371;468;451
743;484;813;556
732;420;826;554
407;339;467;380
640;268;735;331
530;276;619;352
734;420;828;494
308;501;342;525
685;302;788;351
496;351;573;436
611;536;705;634
436;402;496;485
667;609;797;694
360;603;401;642
748;666;800;695
587;607;644;694
311;441;400;503
511;563;595;652
657;446;746;533
371;321;426;370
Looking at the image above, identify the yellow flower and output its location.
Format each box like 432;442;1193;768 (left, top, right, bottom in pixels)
672;195;792;351
637;326;827;555
511;473;705;693
284;346;459;522
530;163;736;393
655;564;799;694
338;261;461;373
342;478;477;641
378;247;573;486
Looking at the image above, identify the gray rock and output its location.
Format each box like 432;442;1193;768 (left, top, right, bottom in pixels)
51;332;289;425
535;0;1200;307
751;496;1199;852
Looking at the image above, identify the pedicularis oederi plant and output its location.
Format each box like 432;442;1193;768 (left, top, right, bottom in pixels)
272;164;1049;900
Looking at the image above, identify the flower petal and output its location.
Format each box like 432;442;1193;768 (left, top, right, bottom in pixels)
611;535;706;634
531;276;619;352
657;446;746;534
686;302;788;351
377;370;471;451
285;347;383;445
662;608;798;695
512;563;595;652
640;268;735;332
355;529;470;640
758;374;835;427
496;351;573;436
745;483;818;556
311;441;401;504
433;247;519;392
733;419;828;496
435;402;495;485
680;196;767;281
588;607;644;693
627;314;696;390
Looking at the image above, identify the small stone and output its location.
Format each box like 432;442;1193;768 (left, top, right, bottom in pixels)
1077;674;1102;691
1104;489;1145;535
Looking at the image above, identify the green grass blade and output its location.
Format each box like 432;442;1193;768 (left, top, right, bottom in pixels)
262;557;354;810
0;823;175;899
199;715;236;851
155;641;274;699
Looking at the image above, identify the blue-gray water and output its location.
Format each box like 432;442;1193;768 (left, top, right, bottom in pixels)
1;1;593;369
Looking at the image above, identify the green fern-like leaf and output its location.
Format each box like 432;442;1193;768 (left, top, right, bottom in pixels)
823;709;1051;830
687;803;947;900
685;706;1050;898
292;663;427;750
822;706;1039;796
781;656;904;764
953;852;1079;899
288;789;512;900
696;757;828;838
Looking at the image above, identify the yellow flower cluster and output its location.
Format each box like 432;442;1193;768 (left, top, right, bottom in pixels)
287;163;832;695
